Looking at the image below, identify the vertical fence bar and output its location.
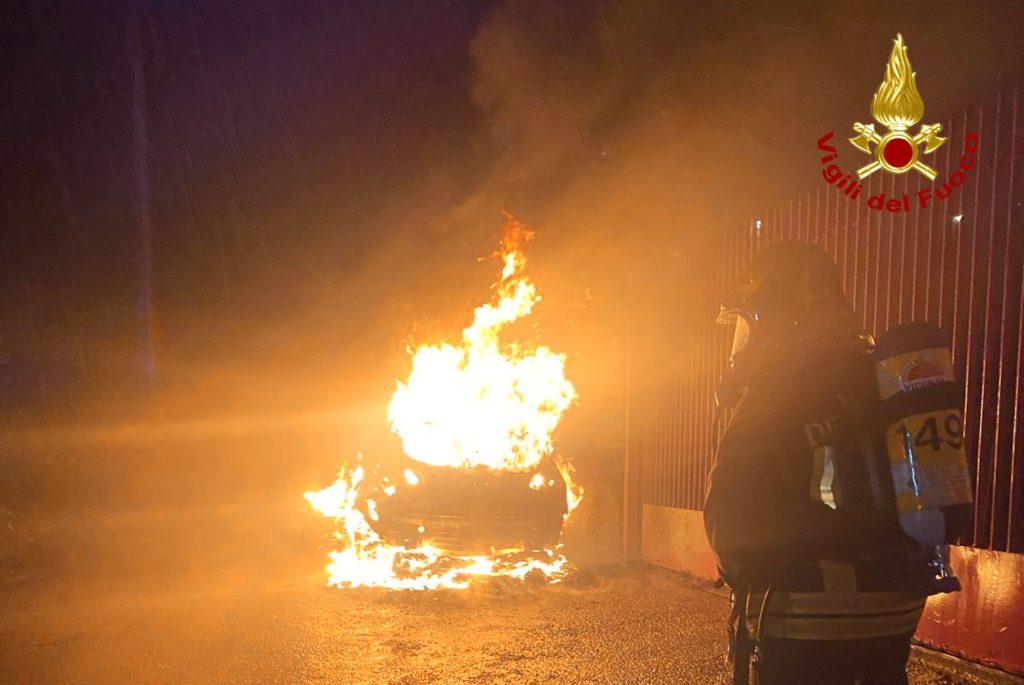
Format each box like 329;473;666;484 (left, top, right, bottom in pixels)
966;104;989;545
1006;87;1024;551
993;87;1020;551
982;95;1004;550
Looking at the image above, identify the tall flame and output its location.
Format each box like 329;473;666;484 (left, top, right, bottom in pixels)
388;212;577;471
304;213;580;589
871;34;924;131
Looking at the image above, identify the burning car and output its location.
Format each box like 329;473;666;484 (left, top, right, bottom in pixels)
369;456;568;556
305;214;582;589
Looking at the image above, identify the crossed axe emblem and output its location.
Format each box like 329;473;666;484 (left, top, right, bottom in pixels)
849;122;946;180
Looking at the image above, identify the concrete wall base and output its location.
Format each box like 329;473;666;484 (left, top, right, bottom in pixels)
911;645;1024;685
640;504;717;579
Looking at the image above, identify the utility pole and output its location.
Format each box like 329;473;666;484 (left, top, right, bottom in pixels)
622;271;641;561
129;0;156;384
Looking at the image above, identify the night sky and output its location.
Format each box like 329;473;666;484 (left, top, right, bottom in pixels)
3;1;1023;417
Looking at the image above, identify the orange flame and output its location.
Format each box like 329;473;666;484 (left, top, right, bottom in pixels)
388;212;575;472
305;214;580;589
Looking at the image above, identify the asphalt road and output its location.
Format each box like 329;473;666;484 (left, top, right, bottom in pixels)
0;506;996;684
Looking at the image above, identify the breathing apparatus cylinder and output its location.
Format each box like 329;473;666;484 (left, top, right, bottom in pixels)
872;322;974;550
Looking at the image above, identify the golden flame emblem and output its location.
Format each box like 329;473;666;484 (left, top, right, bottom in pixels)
849;34;946;179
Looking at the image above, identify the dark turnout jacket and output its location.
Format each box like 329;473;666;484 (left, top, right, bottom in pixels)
703;339;931;640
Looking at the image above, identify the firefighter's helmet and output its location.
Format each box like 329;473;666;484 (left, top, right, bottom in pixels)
716;241;854;407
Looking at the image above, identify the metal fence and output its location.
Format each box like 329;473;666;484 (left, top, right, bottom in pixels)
638;87;1024;553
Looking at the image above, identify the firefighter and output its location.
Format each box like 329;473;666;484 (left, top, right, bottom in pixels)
704;241;952;685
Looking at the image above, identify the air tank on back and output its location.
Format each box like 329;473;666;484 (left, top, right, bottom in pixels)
872;322;974;549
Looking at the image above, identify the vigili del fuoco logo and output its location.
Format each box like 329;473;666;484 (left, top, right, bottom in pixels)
817;34;978;213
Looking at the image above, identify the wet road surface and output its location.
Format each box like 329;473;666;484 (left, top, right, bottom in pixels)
0;507;999;684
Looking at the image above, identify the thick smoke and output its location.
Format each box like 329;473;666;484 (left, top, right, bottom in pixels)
445;0;1024;559
3;1;1022;564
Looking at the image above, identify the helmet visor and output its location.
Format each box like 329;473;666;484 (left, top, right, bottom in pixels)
731;315;751;358
717;307;755;359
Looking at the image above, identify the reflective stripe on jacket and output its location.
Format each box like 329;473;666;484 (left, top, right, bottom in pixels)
746;588;925;640
745;559;925;641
